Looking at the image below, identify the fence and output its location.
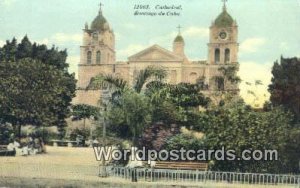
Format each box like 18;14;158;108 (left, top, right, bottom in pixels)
106;166;300;187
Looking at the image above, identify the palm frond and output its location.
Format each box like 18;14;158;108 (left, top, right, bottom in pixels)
247;90;256;96
134;66;167;93
255;80;263;86
87;74;127;91
245;81;252;86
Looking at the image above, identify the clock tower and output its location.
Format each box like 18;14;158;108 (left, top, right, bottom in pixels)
207;2;238;65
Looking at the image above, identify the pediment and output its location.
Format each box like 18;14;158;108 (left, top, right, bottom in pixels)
128;45;183;62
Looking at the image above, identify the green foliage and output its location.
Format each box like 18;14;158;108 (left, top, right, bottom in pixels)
0;123;14;144
88;74;127;92
32;127;59;143
146;82;210;127
0;59;75;127
212;65;241;105
89;66;210;148
0;38;17;61
0;36;76;133
69;128;90;141
165;134;205;152
0;36;69;70
105;90;153;144
151;100;182;124
269;56;300;122
196;101;295;173
133;66;166;93
146;82;209;108
217;65;241;86
16;35;32;59
89;66;166;145
281;127;300;173
72;104;99;121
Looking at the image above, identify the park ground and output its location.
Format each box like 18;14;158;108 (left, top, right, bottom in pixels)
0;146;297;188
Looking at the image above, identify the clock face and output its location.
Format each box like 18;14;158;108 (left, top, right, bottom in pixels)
93;32;98;39
219;31;227;40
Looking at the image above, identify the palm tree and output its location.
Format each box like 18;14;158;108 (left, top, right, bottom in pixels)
88;66;166;92
87;66;167;145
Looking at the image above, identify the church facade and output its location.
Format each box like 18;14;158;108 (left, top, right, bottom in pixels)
73;3;239;106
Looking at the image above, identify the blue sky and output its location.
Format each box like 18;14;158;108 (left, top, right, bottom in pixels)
0;0;299;106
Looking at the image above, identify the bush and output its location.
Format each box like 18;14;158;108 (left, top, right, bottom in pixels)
0;123;14;144
35;127;60;143
20;125;59;143
69;128;89;141
165;133;205;151
198;101;295;173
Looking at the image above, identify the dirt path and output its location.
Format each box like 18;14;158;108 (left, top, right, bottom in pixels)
0;146;295;188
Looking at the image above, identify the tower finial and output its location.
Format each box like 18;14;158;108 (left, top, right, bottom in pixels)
99;2;104;14
222;0;227;11
177;25;182;34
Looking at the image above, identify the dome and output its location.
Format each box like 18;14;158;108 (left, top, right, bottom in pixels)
214;9;234;28
174;34;184;43
91;11;110;31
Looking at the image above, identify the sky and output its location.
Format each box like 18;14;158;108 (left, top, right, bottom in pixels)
0;0;299;107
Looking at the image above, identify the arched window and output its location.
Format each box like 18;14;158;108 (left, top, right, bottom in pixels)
87;51;92;64
93;32;98;40
215;48;220;64
189;72;198;83
225;48;230;63
96;51;101;64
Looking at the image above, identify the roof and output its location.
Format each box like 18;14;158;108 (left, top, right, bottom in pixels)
91;11;109;31
174;34;184;43
128;44;183;62
215;9;234;27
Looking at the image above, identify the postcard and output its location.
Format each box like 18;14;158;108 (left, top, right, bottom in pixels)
0;0;299;187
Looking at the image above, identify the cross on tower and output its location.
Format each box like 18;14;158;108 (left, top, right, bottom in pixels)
222;0;228;10
177;25;182;33
99;2;104;12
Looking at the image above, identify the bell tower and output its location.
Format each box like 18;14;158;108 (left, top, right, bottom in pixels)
80;3;115;66
207;0;238;65
173;25;185;57
78;3;116;89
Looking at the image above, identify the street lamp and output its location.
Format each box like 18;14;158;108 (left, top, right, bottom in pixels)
98;89;110;177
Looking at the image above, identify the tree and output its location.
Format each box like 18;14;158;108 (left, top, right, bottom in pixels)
88;66;166;145
88;66;166;95
145;82;210;127
195;101;294;173
0;59;76;138
71;104;99;129
212;65;241;105
1;36;70;70
165;134;205;153
269;57;300;122
217;65;241;89
0;122;14;145
16;35;32;59
106;91;153;145
0;38;17;62
89;66;211;147
0;36;76;138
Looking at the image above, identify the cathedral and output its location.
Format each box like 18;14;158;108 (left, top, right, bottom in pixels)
73;3;239;106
